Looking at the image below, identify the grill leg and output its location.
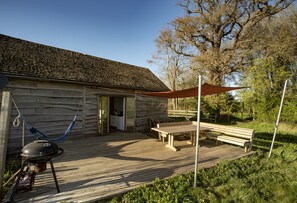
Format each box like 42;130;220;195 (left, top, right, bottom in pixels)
3;159;29;203
49;160;60;193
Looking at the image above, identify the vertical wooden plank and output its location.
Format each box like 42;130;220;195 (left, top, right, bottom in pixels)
0;91;12;191
82;86;86;137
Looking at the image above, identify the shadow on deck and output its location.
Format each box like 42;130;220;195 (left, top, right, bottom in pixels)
14;132;254;203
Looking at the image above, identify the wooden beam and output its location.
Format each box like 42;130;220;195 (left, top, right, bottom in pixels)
0;91;12;191
82;86;86;137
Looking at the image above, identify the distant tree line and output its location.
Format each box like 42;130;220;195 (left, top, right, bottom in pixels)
149;0;297;123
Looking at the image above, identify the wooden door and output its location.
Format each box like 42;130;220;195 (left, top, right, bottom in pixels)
98;96;109;135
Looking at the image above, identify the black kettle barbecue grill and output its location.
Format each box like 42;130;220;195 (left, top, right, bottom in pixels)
22;140;63;163
3;140;63;203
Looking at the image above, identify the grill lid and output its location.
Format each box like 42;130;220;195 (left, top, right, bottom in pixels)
21;140;59;159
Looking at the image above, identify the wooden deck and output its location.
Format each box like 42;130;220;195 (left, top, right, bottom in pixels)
14;132;254;203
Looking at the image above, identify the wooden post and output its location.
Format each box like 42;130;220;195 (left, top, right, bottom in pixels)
0;91;12;191
82;86;86;137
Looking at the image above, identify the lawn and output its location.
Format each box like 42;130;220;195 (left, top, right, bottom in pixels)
102;122;297;203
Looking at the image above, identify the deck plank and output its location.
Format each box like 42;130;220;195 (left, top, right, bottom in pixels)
13;132;254;203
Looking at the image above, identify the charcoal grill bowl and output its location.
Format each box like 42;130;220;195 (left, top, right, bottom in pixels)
3;140;63;202
21;140;63;163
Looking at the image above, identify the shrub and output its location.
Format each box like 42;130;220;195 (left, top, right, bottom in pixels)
0;157;21;200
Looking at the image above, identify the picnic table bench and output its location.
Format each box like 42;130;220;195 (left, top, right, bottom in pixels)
195;122;255;152
152;122;203;151
156;121;193;141
152;122;209;151
152;121;254;152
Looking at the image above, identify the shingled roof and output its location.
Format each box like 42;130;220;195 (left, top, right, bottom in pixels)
0;34;169;92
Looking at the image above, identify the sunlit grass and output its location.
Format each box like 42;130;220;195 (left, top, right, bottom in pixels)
236;121;297;151
103;121;297;203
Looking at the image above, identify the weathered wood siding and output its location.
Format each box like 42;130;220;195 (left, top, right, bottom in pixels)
6;80;85;153
2;79;167;153
135;95;168;131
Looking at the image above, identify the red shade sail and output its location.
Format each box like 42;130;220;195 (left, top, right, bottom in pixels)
139;83;246;98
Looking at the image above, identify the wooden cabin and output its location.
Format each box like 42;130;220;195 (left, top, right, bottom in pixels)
0;34;169;154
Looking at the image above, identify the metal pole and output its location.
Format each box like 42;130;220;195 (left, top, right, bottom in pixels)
50;159;60;193
194;75;202;188
268;80;288;158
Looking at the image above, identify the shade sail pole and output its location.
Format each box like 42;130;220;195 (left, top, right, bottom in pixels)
268;79;288;158
194;75;202;188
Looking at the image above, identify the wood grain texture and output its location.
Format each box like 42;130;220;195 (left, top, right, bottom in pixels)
13;132;254;203
0;91;12;191
6;79;168;154
135;95;167;131
7;80;89;153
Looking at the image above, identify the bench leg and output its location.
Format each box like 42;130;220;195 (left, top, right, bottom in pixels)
191;133;196;145
158;133;162;141
245;142;253;152
165;135;178;151
159;133;166;142
249;143;252;152
187;133;196;146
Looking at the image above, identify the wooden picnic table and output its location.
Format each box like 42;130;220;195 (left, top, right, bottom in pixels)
151;124;209;151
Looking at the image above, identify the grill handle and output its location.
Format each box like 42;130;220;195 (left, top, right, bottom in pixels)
58;148;64;156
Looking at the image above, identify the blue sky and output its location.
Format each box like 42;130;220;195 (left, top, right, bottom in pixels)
0;0;184;75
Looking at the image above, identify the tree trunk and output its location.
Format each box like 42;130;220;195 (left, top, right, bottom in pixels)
207;69;223;86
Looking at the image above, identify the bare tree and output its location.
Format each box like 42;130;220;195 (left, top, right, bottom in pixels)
148;28;190;109
167;0;295;85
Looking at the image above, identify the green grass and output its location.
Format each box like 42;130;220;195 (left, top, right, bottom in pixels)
1;156;21;200
101;121;297;203
236;121;297;151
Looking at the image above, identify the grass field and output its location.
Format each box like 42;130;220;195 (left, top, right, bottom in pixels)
103;121;297;203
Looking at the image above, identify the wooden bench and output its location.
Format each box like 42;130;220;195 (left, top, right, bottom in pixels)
156;121;193;142
193;122;255;152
